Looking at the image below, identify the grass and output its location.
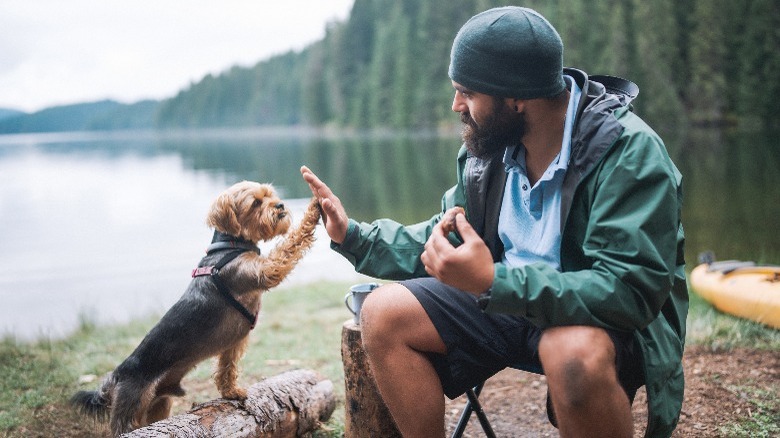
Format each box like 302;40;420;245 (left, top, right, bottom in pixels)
1;280;777;437
686;291;780;351
0;280;356;437
718;384;780;438
684;291;779;438
0;338;64;431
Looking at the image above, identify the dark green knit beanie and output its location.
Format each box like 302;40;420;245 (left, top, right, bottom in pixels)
449;6;566;99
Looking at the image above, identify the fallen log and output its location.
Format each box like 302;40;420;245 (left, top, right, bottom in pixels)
121;369;336;438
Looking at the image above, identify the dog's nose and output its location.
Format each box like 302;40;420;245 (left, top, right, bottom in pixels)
275;203;285;210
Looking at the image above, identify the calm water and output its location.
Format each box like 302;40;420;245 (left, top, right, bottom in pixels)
1;127;778;341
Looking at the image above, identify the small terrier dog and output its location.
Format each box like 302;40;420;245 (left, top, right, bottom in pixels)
70;181;321;436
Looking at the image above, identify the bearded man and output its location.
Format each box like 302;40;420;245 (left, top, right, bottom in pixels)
302;6;687;438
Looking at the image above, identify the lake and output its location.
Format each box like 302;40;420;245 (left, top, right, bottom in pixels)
1;127;778;341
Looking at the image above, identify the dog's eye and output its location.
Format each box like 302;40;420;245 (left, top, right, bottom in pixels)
253;199;263;208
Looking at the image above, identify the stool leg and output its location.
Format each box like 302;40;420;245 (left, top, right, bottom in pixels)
450;394;473;438
450;382;496;438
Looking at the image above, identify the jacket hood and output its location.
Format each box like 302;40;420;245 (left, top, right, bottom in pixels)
462;69;640;260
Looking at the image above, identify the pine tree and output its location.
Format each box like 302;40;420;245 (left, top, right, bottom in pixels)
736;0;780;128
631;0;686;130
688;0;728;124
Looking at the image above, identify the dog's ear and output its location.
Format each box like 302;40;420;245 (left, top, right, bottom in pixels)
206;192;241;235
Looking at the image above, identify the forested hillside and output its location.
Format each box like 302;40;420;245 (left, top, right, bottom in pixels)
2;0;777;134
155;0;780;132
0;100;158;133
0;108;25;121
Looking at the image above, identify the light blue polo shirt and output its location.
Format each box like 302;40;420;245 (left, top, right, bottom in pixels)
498;75;581;270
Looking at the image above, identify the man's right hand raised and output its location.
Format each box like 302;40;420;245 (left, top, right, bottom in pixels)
300;165;349;244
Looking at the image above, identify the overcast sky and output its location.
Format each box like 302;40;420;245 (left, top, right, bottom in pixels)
0;0;354;113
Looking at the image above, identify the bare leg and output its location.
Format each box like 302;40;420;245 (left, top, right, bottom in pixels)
360;283;448;438
539;326;633;438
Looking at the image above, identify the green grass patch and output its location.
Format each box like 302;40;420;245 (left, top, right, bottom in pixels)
686;289;779;437
0;337;77;432
718;384;779;437
0;281;357;437
2;280;778;437
686;290;780;351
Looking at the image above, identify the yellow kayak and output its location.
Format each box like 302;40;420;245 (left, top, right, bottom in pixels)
690;258;780;329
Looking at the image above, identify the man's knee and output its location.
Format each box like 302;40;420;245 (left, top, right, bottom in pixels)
360;283;413;350
539;326;618;406
360;282;445;356
361;283;406;326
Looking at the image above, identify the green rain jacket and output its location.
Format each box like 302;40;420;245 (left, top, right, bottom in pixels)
333;68;687;437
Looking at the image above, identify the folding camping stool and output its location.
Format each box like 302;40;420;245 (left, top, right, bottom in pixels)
451;372;644;437
450;381;496;438
450;362;556;438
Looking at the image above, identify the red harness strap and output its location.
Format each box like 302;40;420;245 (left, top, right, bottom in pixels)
192;249;258;329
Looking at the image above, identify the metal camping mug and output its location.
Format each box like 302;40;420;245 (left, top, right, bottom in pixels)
345;282;379;325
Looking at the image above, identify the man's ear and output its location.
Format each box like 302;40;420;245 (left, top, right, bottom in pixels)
507;98;525;113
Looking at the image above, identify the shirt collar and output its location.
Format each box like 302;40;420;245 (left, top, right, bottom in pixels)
503;75;582;171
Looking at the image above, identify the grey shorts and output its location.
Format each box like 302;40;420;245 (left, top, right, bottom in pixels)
401;277;645;401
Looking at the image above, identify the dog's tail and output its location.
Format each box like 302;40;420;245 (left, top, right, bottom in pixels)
69;373;116;421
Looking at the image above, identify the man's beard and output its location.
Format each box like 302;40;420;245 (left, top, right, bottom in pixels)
461;98;526;159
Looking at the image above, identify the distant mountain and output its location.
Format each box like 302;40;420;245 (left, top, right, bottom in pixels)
0;100;159;134
0;108;25;121
85;100;159;130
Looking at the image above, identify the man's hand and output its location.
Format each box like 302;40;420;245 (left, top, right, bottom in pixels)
300;165;349;244
439;206;465;235
421;212;494;295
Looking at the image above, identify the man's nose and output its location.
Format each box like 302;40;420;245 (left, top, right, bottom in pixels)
452;91;467;113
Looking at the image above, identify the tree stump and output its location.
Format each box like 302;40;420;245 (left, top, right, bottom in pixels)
121;369;336;437
341;320;402;437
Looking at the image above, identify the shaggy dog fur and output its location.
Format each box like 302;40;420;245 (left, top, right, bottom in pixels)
70;181;320;436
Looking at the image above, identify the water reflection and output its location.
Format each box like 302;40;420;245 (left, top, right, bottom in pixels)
156;132;458;224
676;129;780;264
0;127;778;340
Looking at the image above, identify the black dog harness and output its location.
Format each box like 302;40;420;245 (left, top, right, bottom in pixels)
192;231;261;329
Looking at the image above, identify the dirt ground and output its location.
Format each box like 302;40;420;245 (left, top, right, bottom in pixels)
443;345;779;437
16;346;778;437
